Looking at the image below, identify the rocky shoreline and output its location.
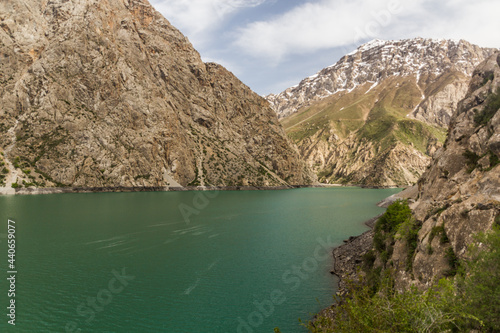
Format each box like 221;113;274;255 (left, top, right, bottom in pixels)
0;183;402;196
376;185;418;208
312;214;381;326
330;187;413;295
313;188;411;325
330;214;381;296
0;184;350;195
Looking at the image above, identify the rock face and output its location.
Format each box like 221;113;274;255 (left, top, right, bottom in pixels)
318;54;499;327
389;52;500;290
268;38;496;187
0;0;314;189
298;129;434;187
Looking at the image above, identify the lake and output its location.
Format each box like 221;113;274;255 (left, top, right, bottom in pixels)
0;187;398;332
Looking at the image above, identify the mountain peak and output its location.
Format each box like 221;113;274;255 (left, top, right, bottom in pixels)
267;38;496;120
347;38;387;55
0;0;315;188
266;38;497;187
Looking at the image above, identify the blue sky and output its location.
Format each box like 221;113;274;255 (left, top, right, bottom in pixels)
150;0;500;95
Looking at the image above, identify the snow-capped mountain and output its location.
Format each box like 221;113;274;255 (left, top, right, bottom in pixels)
267;38;495;124
266;38;497;187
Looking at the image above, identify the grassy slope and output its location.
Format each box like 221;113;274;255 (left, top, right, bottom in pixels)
282;76;447;185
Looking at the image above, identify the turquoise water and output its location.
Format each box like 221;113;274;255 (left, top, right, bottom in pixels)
0;187;398;332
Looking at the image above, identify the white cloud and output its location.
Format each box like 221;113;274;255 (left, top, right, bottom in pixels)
234;0;500;62
234;0;404;61
150;0;266;45
398;0;500;49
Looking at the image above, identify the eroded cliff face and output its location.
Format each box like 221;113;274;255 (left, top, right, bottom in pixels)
389;53;500;290
410;78;470;128
301;130;432;187
0;0;314;189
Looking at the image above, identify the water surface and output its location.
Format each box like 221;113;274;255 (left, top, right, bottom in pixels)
0;187;398;332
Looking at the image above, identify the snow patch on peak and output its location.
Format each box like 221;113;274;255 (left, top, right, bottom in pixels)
267;38;494;120
365;81;379;94
346;39;388;56
359;39;387;51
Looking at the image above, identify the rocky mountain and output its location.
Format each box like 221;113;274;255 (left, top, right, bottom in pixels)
267;38;496;186
313;52;500;331
268;38;493;125
389;52;500;290
0;0;314;191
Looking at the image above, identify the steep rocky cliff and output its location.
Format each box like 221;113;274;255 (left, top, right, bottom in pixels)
267;39;496;187
383;52;500;290
312;53;500;332
0;0;314;190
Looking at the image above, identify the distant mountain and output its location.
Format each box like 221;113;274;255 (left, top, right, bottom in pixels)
0;0;314;190
266;38;497;186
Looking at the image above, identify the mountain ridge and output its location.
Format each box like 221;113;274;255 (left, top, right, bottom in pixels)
268;38;497;124
0;0;315;191
267;38;497;186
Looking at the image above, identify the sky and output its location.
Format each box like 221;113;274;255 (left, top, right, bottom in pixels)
150;0;500;95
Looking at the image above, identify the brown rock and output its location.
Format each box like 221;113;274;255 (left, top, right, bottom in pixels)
0;0;315;188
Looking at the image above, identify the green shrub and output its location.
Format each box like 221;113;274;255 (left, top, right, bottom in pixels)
134;174;150;180
374;200;419;270
444;247;459;277
373;230;386;252
463;150;481;173
22;180;36;187
481;72;494;86
13;156;20;168
429;225;449;245
458;226;500;331
362;250;376;271
380;250;389;265
375;200;413;234
486;151;500;171
306;226;500;332
397;219;420;271
474;87;500;126
305;276;478;333
187;167;201;186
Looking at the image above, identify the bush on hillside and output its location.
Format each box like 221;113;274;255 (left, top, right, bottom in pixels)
304;219;500;332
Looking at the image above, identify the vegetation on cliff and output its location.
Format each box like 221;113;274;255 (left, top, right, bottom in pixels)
281;78;446;187
306;202;500;332
298;50;500;333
